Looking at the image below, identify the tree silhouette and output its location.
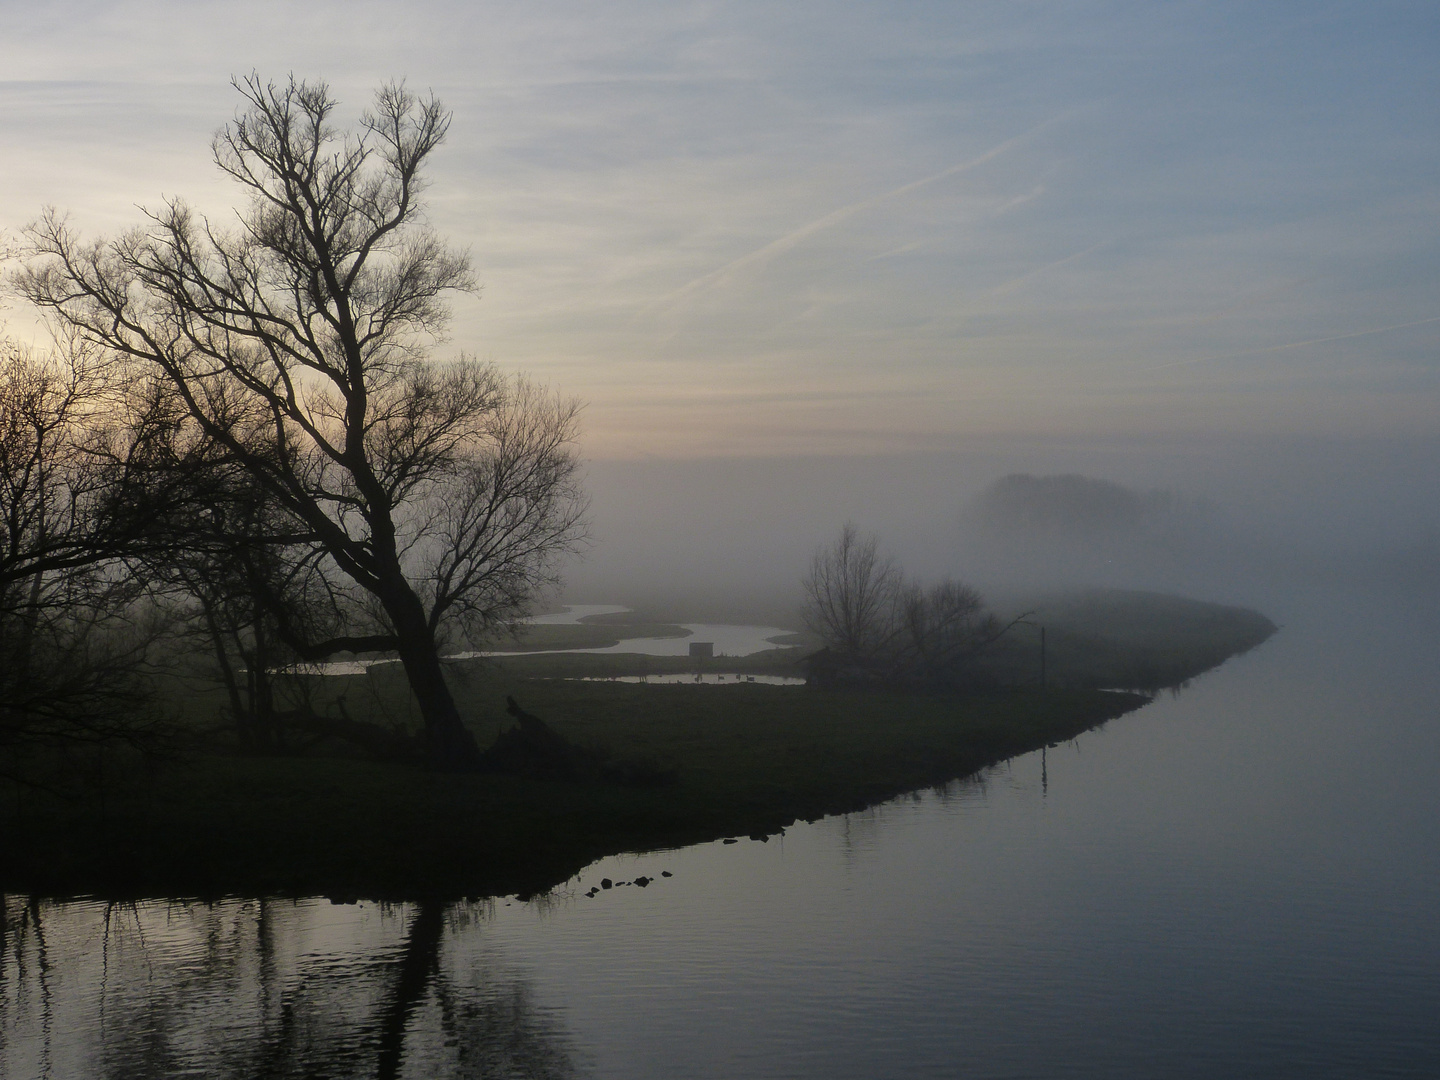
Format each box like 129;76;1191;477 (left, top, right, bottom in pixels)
20;76;586;769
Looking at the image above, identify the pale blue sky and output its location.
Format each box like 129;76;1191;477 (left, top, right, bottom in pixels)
2;1;1436;458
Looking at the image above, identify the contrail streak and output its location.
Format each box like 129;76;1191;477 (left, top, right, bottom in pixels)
987;239;1111;298
1154;315;1440;370
648;114;1066;310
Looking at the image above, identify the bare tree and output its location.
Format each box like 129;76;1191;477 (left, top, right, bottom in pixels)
802;524;1011;688
418;373;587;647
801;523;900;663
127;448;330;752
1;339;110;610
18;76;587;769
0;339;166;759
893;579;1005;686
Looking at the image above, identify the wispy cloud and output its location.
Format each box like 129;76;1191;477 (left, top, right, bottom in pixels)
3;4;1436;454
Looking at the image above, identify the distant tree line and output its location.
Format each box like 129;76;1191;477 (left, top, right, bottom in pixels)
2;77;587;771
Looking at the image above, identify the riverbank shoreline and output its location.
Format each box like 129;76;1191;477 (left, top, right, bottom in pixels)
2;590;1278;904
2;684;1150;903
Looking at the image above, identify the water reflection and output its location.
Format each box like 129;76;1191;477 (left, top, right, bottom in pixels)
528;606;632;625
0;896;581;1079
4;586;1438;1078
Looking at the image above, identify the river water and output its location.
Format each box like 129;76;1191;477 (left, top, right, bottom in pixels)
3;584;1438;1078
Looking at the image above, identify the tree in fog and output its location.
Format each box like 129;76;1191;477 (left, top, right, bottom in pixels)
802;524;1007;687
19;76;587;769
117;395;335;753
892;578;1005;687
126;370;586;759
1;341;107;624
0;339;163;756
801;523;901;664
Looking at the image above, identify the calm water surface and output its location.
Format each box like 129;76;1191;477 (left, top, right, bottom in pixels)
3;585;1437;1078
307;607;796;674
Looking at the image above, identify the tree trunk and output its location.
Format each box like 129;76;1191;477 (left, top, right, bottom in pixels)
250;610;278;753
12;566;48;684
200;598;250;748
379;577;481;771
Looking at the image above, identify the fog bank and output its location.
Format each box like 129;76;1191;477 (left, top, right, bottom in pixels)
558;433;1440;625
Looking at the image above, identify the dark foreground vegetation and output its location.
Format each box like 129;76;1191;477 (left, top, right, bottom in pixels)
0;678;1149;902
0;588;1274;901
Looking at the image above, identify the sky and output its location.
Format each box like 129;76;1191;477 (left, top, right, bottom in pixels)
1;1;1437;603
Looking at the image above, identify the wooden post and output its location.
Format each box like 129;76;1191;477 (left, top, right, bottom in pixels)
1040;625;1046;688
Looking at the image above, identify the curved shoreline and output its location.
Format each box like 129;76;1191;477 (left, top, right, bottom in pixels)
4;685;1152;903
2;592;1277;904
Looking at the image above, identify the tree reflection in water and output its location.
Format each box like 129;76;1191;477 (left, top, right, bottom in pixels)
0;894;581;1079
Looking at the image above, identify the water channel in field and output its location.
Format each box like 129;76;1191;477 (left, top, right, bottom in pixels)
3;583;1438;1078
310;605;800;675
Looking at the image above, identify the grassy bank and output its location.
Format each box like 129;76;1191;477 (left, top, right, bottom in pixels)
1;683;1146;902
484;589;1277;688
0;589;1276;903
987;589;1279;689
